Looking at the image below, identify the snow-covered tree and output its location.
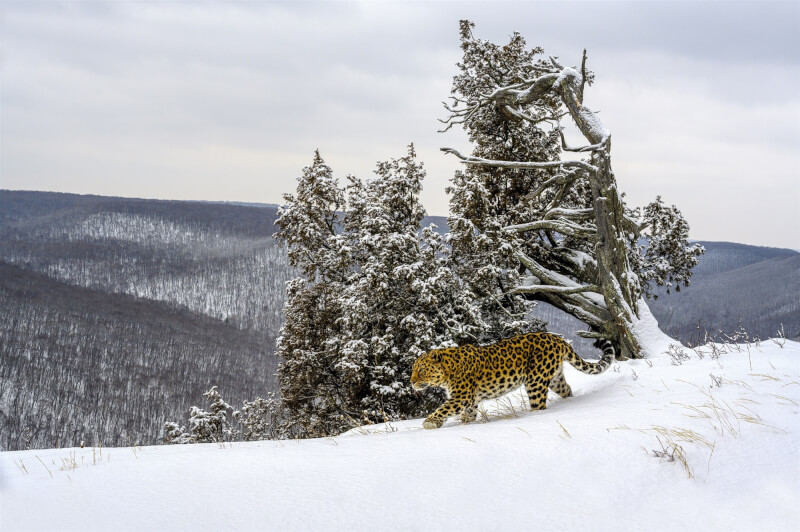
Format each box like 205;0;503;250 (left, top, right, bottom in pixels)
336;144;483;425
182;386;236;443
274;147;482;437
631;196;704;299
234;394;286;441
441;21;702;358
163;421;191;444
273;151;351;437
163;386;236;444
442;22;559;342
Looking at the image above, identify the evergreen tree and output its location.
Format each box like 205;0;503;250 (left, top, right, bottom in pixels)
630;196;704;298
444;21;564;342
163;386;236;443
273;151;351;437
234;394;285;441
274;147;482;436
163;421;190;444
337;144;483;425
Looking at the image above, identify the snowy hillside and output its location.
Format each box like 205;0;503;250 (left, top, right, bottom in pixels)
2;339;798;532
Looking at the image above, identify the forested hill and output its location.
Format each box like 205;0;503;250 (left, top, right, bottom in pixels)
649;242;800;343
0;190;280;236
0;190;796;450
0;190;286;451
0;261;277;451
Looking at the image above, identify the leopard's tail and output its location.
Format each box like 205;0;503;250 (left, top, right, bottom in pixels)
564;339;615;375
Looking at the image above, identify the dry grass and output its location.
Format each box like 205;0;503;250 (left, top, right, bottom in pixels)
515;426;532;438
557;420;572;439
34;455;52;478
650;435;693;479
488;396;525;420
750;373;781;382
649;426;716;480
13;459;29;475
59;451;78;472
767;393;798;407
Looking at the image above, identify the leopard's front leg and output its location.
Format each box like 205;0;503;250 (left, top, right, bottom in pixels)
423;393;474;429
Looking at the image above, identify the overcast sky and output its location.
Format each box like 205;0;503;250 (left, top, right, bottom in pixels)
2;1;798;248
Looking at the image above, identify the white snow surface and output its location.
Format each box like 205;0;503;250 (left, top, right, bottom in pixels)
3;340;799;532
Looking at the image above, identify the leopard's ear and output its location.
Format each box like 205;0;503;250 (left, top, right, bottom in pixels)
431;350;443;363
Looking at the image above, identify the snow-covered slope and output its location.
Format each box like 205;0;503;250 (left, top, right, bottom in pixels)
2;340;798;532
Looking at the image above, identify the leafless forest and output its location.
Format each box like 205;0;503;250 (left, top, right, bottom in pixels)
0;190;796;450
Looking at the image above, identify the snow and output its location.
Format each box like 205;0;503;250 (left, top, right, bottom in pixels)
632;297;676;358
2;340;799;532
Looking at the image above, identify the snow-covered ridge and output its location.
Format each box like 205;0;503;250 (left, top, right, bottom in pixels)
44;212;266;258
3;340;798;531
4;211;293;331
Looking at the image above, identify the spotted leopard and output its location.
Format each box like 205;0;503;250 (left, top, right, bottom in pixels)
411;332;615;429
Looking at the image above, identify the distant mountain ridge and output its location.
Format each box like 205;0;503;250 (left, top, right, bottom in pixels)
1;189;797;450
650;243;799;342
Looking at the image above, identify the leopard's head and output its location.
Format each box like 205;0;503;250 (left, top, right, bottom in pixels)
411;349;448;391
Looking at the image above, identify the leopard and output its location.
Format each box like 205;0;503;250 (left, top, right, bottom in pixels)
410;332;615;429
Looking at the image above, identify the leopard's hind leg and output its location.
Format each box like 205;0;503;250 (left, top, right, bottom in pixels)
524;375;549;411
549;367;573;398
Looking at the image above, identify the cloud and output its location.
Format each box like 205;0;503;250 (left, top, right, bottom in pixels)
1;1;798;248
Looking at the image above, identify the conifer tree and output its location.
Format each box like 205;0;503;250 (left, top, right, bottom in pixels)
273;151;351;437
337;144;482;425
441;21;703;358
274;147;482;436
163;386;236;443
234;394;284;441
443;21;563;342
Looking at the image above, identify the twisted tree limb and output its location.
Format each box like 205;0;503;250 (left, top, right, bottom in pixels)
442;58;647;358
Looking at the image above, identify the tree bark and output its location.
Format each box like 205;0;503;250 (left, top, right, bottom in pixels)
552;69;642;358
445;62;649;358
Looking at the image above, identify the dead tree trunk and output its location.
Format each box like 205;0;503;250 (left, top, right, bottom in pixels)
443;55;647;359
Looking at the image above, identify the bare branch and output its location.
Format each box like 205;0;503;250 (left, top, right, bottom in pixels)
441;147;597;173
504;106;567;125
504;219;596;238
579;49;588;104
505;74;559;107
513;251;609;323
522;170;582;202
622;213;643;237
558;127;607;153
513;251;562;285
511;284;600;295
576;330;606;339
543;207;594;221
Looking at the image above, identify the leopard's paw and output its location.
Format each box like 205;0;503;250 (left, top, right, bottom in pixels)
423;418;443;430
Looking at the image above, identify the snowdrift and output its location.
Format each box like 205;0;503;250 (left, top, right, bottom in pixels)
2;339;798;531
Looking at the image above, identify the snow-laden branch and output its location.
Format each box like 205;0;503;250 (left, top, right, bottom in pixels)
504;106;567;125
558;128;608;153
504;219;596;238
521;170;582;202
477;63;609;147
440;147;597;173
513;251;608;323
484;73;560;107
510;284;600;295
543;207;594;220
